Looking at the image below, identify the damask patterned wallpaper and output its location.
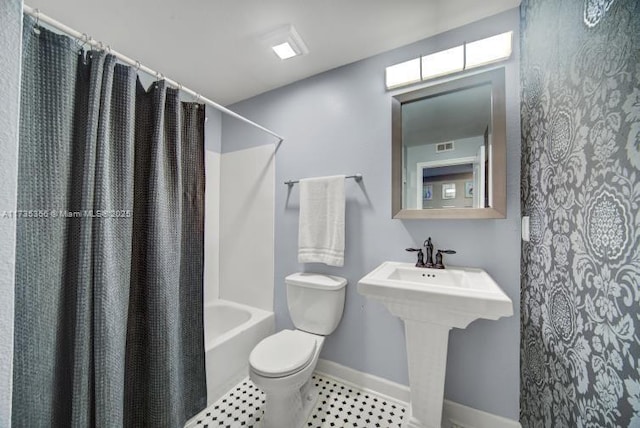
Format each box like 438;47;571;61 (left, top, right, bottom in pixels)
520;0;640;426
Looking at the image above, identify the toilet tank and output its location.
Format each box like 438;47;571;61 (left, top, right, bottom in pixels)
286;272;347;336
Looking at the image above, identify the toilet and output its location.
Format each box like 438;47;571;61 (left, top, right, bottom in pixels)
249;272;347;428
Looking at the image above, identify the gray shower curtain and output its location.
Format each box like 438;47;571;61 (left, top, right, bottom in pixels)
12;17;206;427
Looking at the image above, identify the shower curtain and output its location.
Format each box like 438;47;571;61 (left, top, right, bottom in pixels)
12;17;206;427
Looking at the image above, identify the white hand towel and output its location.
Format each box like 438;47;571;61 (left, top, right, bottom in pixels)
298;175;346;267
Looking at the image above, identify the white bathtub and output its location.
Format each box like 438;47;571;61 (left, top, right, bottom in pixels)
204;299;274;405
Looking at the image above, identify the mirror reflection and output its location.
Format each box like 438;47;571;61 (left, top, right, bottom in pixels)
402;84;492;210
392;68;506;219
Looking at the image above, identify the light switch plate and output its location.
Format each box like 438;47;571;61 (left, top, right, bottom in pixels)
522;216;530;242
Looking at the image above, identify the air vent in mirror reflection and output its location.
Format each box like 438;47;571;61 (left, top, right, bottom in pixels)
436;141;455;153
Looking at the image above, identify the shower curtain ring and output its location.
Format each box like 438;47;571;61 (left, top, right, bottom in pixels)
135;61;141;72
195;93;202;103
33;9;41;34
76;34;87;55
79;33;90;50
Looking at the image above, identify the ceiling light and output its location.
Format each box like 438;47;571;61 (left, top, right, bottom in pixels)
421;45;464;80
261;24;309;60
385;58;421;89
272;42;297;60
464;31;513;69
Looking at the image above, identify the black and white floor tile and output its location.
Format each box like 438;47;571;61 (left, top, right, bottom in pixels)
186;373;406;428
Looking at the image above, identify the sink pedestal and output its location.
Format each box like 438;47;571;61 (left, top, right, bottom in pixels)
357;262;514;428
403;320;451;428
383;299;491;428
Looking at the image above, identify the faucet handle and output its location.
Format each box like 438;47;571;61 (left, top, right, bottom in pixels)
438;250;456;254
434;249;456;269
405;248;425;267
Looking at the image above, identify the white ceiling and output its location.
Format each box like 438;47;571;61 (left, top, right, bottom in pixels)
27;0;520;105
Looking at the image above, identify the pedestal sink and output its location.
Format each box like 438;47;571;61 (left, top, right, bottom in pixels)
357;262;513;428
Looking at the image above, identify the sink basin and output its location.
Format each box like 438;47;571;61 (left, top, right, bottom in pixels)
358;261;512;327
357;261;513;428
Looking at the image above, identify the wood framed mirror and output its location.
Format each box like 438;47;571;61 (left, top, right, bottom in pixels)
392;68;506;219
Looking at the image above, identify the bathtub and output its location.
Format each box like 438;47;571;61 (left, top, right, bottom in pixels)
204;299;274;405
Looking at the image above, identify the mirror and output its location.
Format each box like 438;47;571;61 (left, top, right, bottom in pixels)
392;68;506;219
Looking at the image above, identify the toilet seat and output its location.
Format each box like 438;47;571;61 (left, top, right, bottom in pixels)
249;330;317;378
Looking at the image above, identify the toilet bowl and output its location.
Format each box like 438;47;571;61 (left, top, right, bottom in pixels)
248;272;347;428
250;330;324;427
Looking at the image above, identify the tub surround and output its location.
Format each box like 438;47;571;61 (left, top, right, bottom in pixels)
204;148;221;306
219;144;275;311
219;8;521;422
203;105;275;310
204;107;222;307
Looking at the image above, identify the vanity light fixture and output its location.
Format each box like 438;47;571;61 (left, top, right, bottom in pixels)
421;45;464;80
262;24;309;60
384;31;513;89
465;31;513;69
385;58;421;89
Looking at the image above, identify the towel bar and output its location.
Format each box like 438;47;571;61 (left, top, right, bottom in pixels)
284;173;363;186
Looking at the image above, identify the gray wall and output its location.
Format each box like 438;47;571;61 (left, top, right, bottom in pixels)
221;9;521;420
205;106;222;153
0;0;22;424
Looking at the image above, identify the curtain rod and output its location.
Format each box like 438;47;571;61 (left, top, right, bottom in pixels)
23;5;284;144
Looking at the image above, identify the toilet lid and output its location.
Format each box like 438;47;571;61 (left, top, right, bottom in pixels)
250;330;317;378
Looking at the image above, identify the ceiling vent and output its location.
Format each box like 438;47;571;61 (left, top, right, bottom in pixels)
436;141;455;153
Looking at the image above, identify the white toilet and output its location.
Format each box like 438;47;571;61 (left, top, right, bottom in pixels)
249;272;347;428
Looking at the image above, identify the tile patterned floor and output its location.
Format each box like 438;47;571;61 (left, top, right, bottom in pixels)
186;373;406;428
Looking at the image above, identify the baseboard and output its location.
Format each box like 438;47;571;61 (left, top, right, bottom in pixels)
315;359;521;428
441;401;522;428
315;359;410;404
